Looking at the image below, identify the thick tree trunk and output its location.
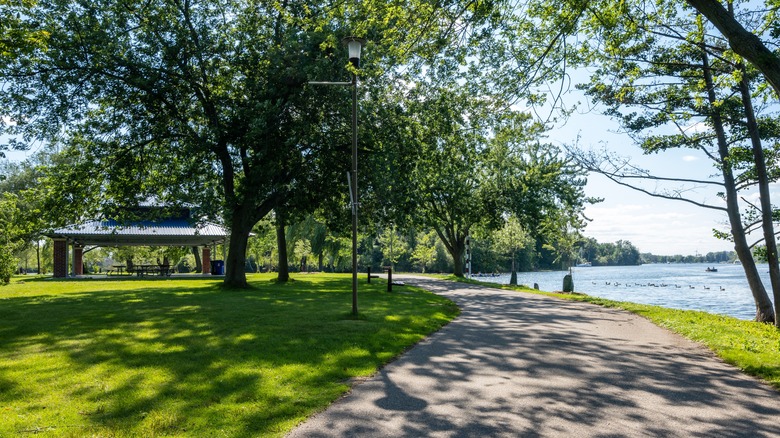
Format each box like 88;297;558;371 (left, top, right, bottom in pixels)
191;246;202;273
702;47;775;323
276;221;289;282
738;65;780;326
451;246;464;277
434;227;466;277
224;213;252;288
686;0;780;98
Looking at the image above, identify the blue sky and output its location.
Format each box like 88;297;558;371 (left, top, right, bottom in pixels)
548;104;738;256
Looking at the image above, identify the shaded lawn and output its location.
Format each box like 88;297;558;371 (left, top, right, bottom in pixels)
0;274;459;437
450;275;780;391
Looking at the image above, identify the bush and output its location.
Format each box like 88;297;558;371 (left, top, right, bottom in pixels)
0;245;16;285
176;256;192;273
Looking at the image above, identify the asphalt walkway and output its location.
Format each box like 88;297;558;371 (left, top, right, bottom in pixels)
288;276;780;437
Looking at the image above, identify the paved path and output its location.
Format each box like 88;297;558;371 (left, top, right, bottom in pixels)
288;276;780;437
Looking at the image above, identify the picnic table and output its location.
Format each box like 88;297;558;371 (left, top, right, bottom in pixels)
134;264;173;277
134;264;156;276
107;264;173;277
109;265;129;276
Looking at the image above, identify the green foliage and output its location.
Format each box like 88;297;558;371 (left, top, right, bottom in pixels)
493;216;530;257
0;192;25;283
395;82;591;277
248;218;277;272
0;244;14;284
410;230;439;273
405;84;500;276
0;274;458;436
376;225;409;268
2;0;486;287
577;237;641;266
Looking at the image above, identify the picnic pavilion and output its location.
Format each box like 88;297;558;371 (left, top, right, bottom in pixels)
47;205;229;278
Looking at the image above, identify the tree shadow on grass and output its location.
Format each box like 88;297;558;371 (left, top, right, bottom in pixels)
0;275;453;436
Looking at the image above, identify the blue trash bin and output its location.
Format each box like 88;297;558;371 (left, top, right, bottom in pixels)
211;260;225;275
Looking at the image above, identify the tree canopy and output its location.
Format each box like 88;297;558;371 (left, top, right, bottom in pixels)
3;0;780;306
0;0;494;286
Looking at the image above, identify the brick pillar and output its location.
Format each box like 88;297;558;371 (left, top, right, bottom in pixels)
73;246;84;276
53;239;68;278
202;247;211;274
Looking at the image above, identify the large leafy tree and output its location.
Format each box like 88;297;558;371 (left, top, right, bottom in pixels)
2;0;346;287
405;84;591;277
1;0;484;287
0;151;62;276
0;0;458;286
569;2;780;323
407;85;499;277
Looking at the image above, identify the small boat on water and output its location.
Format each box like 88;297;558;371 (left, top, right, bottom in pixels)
705;267;718;272
576;262;592;267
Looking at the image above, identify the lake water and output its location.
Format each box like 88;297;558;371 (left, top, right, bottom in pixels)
472;263;776;320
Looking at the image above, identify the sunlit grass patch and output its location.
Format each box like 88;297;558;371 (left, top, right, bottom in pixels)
0;273;458;437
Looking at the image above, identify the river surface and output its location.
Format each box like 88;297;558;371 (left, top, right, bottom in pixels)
471;263;775;320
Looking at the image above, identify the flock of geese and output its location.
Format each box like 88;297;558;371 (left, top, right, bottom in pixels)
593;281;726;291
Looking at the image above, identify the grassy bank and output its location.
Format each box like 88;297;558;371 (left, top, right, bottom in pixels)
0;274;459;437
449;275;780;390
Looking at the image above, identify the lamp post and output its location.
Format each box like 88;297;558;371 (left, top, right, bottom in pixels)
309;36;366;316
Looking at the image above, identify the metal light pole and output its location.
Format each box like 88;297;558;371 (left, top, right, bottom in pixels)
309;36;366;316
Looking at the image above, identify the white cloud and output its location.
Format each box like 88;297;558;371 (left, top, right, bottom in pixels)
682;155;698;162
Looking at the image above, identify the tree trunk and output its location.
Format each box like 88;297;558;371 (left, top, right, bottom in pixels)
434;227;466;277
191;246;202;273
686;0;780;98
451;245;464;277
276;220;289;282
737;62;780;326
318;252;324;272
510;253;518;285
223;213;252;288
702;46;775;323
36;240;41;274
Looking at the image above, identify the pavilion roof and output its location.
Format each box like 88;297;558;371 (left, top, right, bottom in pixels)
47;218;228;247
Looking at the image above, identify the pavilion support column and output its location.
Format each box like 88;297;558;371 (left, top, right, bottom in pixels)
73;245;84;276
202;247;211;275
53;239;67;278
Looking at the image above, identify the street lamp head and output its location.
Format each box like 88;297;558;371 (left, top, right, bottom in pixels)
342;36;366;69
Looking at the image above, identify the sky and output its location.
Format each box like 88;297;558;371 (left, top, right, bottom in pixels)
546;99;741;256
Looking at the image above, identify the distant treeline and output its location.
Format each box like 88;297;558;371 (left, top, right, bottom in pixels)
473;237;647;273
640;251;735;265
577;238;641;267
569;238;736;268
451;236;735;274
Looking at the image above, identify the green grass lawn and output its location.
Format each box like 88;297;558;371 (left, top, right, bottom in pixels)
449;275;780;390
0;274;459;437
